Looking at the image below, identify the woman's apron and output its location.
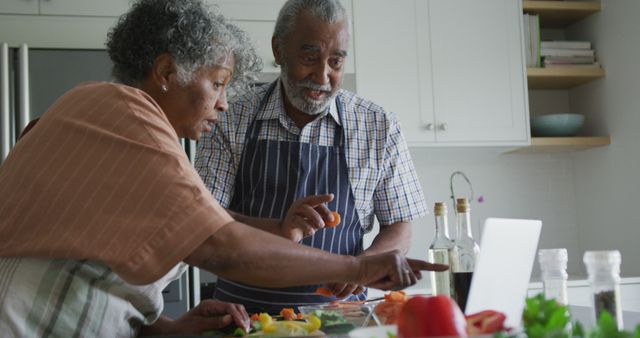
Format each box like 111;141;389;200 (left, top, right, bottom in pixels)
214;82;366;314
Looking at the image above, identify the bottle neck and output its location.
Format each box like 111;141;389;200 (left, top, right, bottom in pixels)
456;211;472;239
434;213;450;239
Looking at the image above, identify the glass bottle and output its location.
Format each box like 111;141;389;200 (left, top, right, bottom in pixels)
538;248;569;305
584;250;623;330
449;198;480;311
428;202;454;297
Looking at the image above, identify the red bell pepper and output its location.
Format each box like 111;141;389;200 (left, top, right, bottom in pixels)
465;310;507;335
397;295;467;338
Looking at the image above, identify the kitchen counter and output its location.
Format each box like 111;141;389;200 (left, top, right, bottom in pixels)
367;276;640;311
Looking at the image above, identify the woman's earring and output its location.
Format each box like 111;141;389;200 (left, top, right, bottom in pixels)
161;84;168;92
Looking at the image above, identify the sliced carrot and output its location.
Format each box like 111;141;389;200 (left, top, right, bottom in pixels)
280;308;297;321
325;211;341;228
315;286;334;297
383;290;408;302
296;312;304;320
250;313;260;321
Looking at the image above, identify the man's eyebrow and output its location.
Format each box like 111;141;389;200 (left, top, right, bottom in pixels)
301;44;320;52
300;44;348;57
332;50;348;57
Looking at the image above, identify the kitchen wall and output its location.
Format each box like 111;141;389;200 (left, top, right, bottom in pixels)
568;0;640;276
364;147;584;278
369;0;640;281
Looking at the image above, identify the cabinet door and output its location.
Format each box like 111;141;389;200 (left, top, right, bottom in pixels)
353;0;435;143
427;0;528;144
0;0;38;15
232;20;280;74
40;0;130;17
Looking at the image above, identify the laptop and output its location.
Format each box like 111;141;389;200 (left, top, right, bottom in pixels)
464;217;542;329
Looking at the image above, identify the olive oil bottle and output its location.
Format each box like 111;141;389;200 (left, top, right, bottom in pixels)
449;198;480;311
427;202;454;297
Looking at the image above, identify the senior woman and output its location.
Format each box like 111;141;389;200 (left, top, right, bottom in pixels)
0;0;444;336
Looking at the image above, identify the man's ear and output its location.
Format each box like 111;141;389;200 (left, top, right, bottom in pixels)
151;53;176;88
272;36;282;66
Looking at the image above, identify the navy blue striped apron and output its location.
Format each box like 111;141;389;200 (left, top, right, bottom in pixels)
214;82;366;314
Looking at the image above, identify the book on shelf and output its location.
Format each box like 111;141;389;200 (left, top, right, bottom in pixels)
543;60;601;68
544;55;596;63
523;14;540;67
541;41;592;50
541;48;595;57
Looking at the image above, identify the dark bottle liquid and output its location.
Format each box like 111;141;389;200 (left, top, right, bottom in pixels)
453;272;473;311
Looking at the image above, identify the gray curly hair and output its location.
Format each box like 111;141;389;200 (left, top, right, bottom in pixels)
273;0;349;48
107;0;262;93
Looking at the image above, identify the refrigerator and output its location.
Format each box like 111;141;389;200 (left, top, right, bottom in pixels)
0;42;197;318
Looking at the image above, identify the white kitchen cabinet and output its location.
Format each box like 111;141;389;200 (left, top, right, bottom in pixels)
0;0;129;49
353;0;529;146
0;0;38;15
211;0;355;74
0;0;129;16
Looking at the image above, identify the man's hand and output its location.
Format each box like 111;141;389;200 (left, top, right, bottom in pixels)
171;300;250;334
280;194;335;241
354;250;448;290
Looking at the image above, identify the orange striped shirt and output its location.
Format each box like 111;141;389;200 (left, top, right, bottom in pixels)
0;82;232;285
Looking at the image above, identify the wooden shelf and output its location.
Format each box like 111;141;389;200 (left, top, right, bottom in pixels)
523;1;601;28
507;136;611;154
528;67;605;89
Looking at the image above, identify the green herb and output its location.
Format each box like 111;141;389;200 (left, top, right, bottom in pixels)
520;293;640;338
522;293;572;338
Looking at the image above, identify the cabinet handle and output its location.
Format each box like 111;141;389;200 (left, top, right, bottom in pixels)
425;123;434;131
439;123;448;131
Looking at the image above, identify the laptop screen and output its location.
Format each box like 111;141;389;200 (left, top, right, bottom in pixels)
464;218;542;328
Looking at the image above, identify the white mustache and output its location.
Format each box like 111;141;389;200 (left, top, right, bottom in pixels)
299;79;332;92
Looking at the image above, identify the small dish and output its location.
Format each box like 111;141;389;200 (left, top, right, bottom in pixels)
530;113;585;137
298;303;378;328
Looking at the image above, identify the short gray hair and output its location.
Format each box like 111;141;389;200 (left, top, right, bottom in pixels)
273;0;349;44
107;0;262;93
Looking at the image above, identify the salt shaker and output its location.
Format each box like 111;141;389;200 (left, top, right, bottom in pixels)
583;250;623;330
538;248;569;305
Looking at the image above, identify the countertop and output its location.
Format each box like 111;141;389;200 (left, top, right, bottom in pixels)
368;276;640;299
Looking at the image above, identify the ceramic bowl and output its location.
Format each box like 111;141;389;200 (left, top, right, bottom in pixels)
530;113;585;137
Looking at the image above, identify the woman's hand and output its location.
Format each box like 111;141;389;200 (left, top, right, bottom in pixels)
280;194;335;242
171;300;250;335
325;282;366;299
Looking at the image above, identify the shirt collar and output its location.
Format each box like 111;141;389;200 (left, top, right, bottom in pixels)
256;78;342;126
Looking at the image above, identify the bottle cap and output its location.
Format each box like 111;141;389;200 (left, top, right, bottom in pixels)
583;250;621;267
434;202;447;216
538;248;568;271
456;198;470;213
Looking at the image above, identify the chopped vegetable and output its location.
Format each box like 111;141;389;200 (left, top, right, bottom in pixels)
315;286;334;297
325;211;341;227
375;291;408;325
279;308;297;321
465;310;507;335
397;295;467;338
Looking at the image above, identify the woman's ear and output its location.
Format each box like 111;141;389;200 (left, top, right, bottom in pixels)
151;53;177;89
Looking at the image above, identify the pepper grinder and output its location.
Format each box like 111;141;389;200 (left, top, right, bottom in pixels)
538;248;569;305
583;250;623;330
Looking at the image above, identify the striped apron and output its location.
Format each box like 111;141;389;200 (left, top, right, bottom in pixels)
214;82;366;314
